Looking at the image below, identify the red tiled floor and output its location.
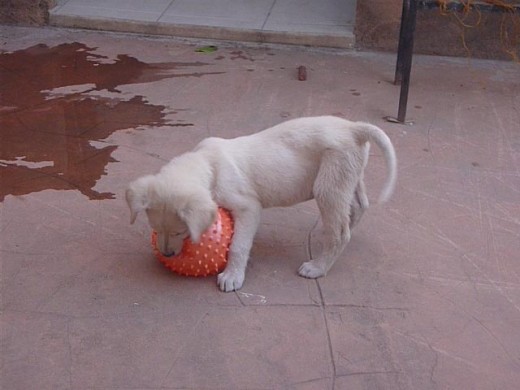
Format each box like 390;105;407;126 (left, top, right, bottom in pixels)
1;26;519;389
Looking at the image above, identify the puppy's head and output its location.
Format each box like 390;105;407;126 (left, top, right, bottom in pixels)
126;175;217;256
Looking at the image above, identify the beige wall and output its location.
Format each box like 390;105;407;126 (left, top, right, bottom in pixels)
355;0;519;60
0;0;55;25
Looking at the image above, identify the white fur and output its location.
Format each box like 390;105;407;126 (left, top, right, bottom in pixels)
126;116;397;292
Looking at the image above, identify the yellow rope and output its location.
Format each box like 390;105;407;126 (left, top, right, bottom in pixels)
438;0;517;13
436;0;519;61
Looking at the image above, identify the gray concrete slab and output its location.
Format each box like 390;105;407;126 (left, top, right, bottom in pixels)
1;26;519;390
160;0;274;30
264;0;356;33
49;0;355;48
52;0;174;22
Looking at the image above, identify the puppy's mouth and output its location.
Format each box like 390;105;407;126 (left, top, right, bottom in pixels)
161;250;176;258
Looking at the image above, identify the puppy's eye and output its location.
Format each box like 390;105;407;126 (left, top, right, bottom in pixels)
172;230;187;237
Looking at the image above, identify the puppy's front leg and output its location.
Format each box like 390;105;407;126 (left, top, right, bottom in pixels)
218;205;261;292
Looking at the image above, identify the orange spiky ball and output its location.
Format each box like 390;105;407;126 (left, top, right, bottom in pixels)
151;208;234;277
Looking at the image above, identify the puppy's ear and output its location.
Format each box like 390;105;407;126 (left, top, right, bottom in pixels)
125;175;155;224
178;193;217;243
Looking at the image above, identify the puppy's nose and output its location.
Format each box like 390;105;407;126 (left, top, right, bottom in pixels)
162;250;175;257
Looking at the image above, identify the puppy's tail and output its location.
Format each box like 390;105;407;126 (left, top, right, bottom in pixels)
353;122;397;203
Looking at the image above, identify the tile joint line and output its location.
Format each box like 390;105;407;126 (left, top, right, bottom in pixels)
261;0;278;30
317;279;337;388
158;0;178;22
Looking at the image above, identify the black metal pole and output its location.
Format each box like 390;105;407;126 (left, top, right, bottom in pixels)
394;0;410;85
397;0;418;123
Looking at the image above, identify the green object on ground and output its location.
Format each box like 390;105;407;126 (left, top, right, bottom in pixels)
195;45;218;53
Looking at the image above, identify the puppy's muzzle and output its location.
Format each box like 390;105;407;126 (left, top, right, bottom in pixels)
161;250;176;257
158;235;176;257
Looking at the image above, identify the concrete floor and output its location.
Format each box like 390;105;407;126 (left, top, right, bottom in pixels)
49;0;356;48
1;25;520;390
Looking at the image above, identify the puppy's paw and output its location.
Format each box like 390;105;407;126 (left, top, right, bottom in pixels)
217;269;245;292
298;261;327;279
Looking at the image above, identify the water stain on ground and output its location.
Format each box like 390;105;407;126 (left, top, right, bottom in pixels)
230;50;254;61
0;42;223;201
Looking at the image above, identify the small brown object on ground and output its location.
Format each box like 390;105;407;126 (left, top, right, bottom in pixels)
297;66;307;81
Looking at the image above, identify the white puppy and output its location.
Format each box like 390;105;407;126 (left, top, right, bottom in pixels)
126;116;397;292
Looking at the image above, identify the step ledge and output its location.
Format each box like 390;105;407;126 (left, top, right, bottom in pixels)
49;14;355;49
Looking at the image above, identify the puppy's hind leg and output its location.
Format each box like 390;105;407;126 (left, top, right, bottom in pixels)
299;151;359;279
349;176;369;230
350;142;370;229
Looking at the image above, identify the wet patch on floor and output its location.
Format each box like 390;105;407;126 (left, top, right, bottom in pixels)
0;43;223;201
